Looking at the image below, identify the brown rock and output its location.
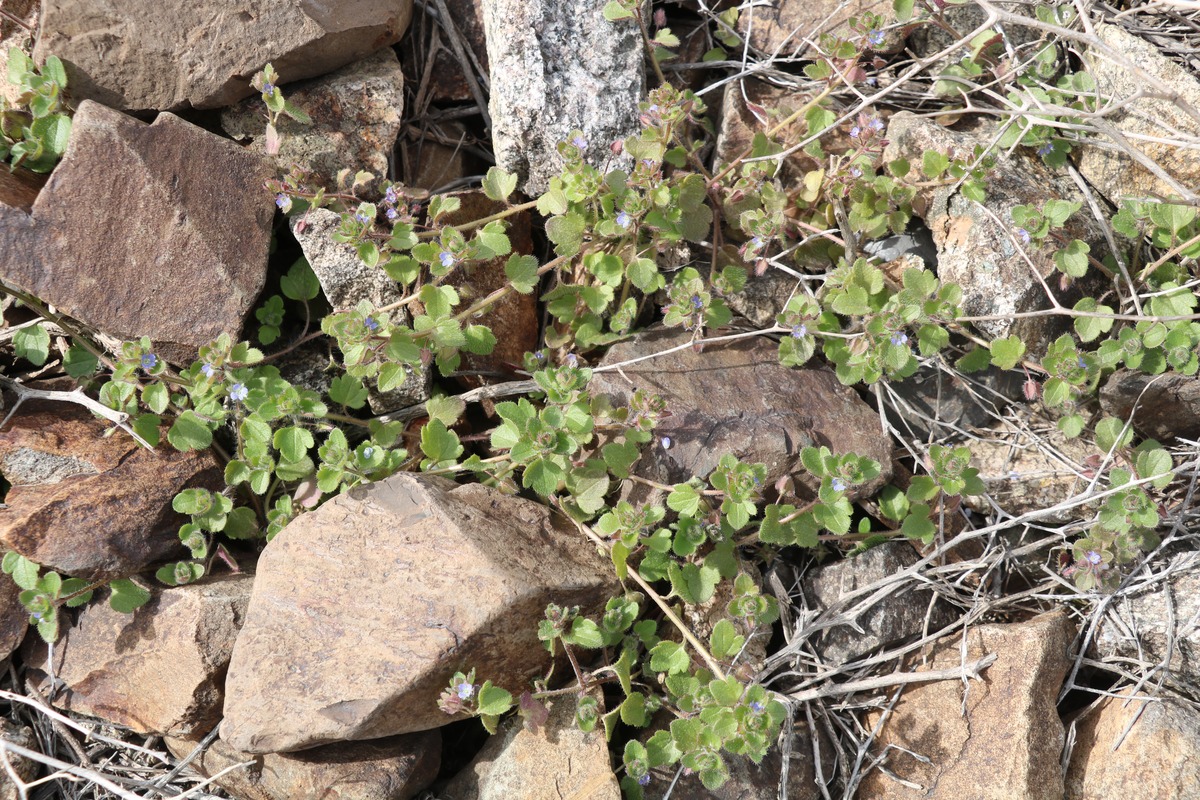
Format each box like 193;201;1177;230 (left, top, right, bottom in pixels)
591;327;893;496
0;403;222;581
35;1;414;111
439;691;618;800
25;575;252;737
165;729;441;800
883;112;1105;354
405;132;469;192
0;718;38;800
1099;369;1200;442
1077;23;1200;204
425;0;488;104
0;575;28;664
220;473;617;752
1066;687;1200;800
0;100;272;364
735;0;881;60
222;47;405;187
0;167;44;214
858;611;1075;800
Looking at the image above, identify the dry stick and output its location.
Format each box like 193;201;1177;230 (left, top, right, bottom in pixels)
428;0;492;132
142;725;221;799
373;379;538;425
0;376;157;452
786;653;997;703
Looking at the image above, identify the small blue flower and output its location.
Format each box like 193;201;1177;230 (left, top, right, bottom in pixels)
384;186;399;204
140;353;158;371
1078;356;1087;369
831;477;847;492
564;353;579;368
615;211;632;229
385;207;399;221
850;125;862;139
275;193;291;211
571;134;588;149
640;158;656;170
867;29;886;46
261;82;274;95
1037;142;1054;157
791;324;807;339
1015;227;1031;245
690;294;704;310
869;118;884;133
661;436;672;450
647;103;660;113
1085;550;1102;566
30;610;42;622
638;774;651;787
849;166;863;178
229;383;249;402
364;316;379;332
355;211;371;225
456;681;475;700
200;362;217;378
439;250;457;268
890;331;909;346
750;700;765;714
362;446;375;460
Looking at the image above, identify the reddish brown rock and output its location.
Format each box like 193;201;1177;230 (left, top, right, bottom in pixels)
0;167;44;214
35;1;414;111
1099;369;1200;442
0;100;273;363
25;575;252;737
0;575;27;664
165;730;441;800
858;611;1075;800
425;0;488;104
591;327;893;496
0;402;223;581
736;0;880;56
220;473;617;752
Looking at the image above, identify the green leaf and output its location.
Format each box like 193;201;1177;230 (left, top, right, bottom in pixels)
956;346;992;373
894;0;915;21
481;166;518;202
426;395;466;426
1054;239;1090;278
6;554;39;591
603;0;634;20
545;212;586;257
329;374;368;409
63;345;98;378
709;619;745;660
620;692;648;726
419;419;463;464
13;323;50;366
667;483;702;517
281;257;321;301
989;335;1026;370
476;223;511;257
476;683;514;716
1058;413;1085;438
504;253;540;294
668;562;719;605
649;640;691;674
901;504;936;544
142;382;169;414
108;579;151;613
565;617;605;649
523;457;564;496
877;485;910;521
1095;416;1134;453
922;150;950;179
274;426;315;463
168;411;214;451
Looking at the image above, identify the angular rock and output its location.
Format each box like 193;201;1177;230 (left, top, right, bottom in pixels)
0;402;222;581
1099;368;1200;442
803;542;957;667
716;79;827;190
1095;552;1200;682
1065;687;1200;800
222;48;405;188
483;0;642;195
406;132;470;192
220;473;617;752
425;0;489;104
883;112;1105;353
1077;23;1200;204
858;611;1075;800
25;575;252;736
0;575;28;664
35;1;414;111
439;691;618;800
0;100;272;364
906;2;1040;71
0;167;44;214
0;718;38;800
884;362;1020;442
291;207;431;410
591;327;893;496
736;0;878;59
165;730;440;800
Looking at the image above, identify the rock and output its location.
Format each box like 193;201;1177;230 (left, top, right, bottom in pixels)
0;167;44;214
883;112;1105;353
482;0;642;195
857;611;1075;800
906;2;1040;71
25;575;252;737
220;473;617;752
439;690;618;800
406;129;470;191
1099;369;1200;442
290;207;431;410
0;575;28;664
0;719;38;800
0;100;272;364
591;326;893;496
425;0;489;104
884;362;1020;442
0;402;223;581
1077;23;1200;204
222;48;405;188
735;0;878;59
961;421;1095;523
802;542;958;667
35;1;414;111
0;1;37;108
165;730;441;800
1065;687;1200;800
1095;552;1200;682
715;79;827;190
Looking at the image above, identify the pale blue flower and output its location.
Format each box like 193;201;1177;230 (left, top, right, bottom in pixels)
1016;227;1031;245
140;353;158;371
890;331;909;346
439;250;456;268
615;211;632;228
229;383;249;402
456;681;475;700
791;324;807;339
867;29;886;46
200;363;217;378
1037;142;1054;157
1085;550;1102;565
831;477;847;492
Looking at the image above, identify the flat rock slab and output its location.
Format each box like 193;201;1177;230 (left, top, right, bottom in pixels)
35;1;414;111
0;402;222;581
591;327;892;495
222;47;406;187
221;473;616;752
0;100;272;363
1099;369;1200;442
166;730;440;800
25;575;252;737
858;611;1075;800
483;0;642;195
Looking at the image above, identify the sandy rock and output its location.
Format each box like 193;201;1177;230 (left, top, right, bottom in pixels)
735;0;881;58
0;1;37;108
803;541;957;666
35;0;414;111
25;575;252;737
1099;368;1200;442
483;0;642;195
0;100;272;364
0;576;26;664
883;112;1105;353
1065;687;1200;800
222;48;406;188
0;403;222;581
0;168;44;214
858;610;1075;800
0;719;38;800
439;691;618;800
591;326;893;497
1077;23;1200;204
220;473;617;752
166;729;440;800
